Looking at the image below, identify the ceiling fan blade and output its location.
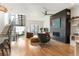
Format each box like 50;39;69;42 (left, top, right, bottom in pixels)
45;11;47;15
41;7;53;15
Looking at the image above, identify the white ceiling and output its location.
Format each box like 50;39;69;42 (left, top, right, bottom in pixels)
21;3;79;14
2;3;79;21
2;3;79;14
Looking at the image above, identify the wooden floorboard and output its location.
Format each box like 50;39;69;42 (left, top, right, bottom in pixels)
11;37;75;56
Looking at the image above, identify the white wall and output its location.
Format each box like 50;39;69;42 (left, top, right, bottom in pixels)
71;6;79;17
43;15;50;32
26;20;44;32
0;13;5;32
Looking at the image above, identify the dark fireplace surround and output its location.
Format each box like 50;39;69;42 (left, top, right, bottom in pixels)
53;32;60;37
50;9;71;43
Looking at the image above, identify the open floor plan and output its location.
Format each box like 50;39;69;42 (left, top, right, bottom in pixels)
0;3;79;56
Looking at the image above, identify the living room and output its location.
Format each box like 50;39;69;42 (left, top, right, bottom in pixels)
0;3;79;56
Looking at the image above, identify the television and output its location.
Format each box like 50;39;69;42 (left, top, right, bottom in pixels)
52;18;61;28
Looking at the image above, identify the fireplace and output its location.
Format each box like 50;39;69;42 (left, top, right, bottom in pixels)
53;32;60;37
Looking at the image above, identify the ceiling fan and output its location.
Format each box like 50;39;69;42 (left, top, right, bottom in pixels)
41;7;53;15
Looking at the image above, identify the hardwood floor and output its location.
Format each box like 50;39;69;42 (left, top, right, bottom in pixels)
11;37;74;56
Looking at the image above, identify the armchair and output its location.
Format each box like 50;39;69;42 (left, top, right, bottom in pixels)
38;32;50;43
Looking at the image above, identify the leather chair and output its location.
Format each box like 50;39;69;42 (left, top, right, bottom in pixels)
38;32;50;43
26;32;33;38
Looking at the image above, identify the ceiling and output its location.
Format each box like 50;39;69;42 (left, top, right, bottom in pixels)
1;3;79;21
2;3;79;14
21;3;79;14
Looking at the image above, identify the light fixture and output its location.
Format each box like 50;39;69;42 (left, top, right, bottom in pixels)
41;7;53;15
0;5;8;12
